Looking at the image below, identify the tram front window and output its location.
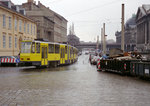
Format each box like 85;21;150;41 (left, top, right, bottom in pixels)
21;42;31;53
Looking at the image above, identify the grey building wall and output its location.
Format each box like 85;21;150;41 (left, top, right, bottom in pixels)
30;16;54;42
67;35;80;46
22;1;67;43
136;5;150;51
115;31;121;44
115;15;136;44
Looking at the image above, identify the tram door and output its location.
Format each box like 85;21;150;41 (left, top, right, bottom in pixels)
60;47;65;64
41;44;48;66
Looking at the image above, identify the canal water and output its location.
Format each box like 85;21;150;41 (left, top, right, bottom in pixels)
0;55;150;106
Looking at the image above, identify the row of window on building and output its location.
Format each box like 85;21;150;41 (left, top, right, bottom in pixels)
2;14;36;35
0;34;18;49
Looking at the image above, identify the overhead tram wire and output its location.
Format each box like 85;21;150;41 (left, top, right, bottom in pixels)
67;0;121;17
49;0;65;4
73;18;120;23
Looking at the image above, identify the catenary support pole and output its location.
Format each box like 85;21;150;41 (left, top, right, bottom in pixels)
103;23;106;54
121;4;125;51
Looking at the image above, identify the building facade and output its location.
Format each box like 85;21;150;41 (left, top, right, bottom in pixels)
22;0;67;43
136;5;150;52
0;0;37;56
67;35;80;46
115;31;121;44
115;15;136;44
67;23;80;46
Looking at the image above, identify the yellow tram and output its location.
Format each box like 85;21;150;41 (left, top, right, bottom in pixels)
20;40;78;67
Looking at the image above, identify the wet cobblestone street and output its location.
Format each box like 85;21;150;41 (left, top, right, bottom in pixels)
1;55;150;106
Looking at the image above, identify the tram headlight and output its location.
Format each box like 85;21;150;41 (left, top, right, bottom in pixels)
27;58;30;60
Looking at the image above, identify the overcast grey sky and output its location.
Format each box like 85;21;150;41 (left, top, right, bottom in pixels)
13;0;150;42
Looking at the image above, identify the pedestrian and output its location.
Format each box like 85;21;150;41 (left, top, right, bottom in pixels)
18;52;20;59
89;54;91;62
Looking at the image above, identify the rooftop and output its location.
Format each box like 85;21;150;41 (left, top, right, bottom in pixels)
0;0;35;23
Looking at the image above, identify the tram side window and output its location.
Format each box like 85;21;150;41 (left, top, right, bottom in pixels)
73;49;75;55
73;49;74;56
63;48;65;58
70;47;73;58
49;44;54;53
36;43;40;53
75;49;77;55
61;48;62;58
31;42;35;53
45;48;47;58
70;48;71;58
76;49;78;55
42;47;44;58
55;45;60;53
65;46;67;54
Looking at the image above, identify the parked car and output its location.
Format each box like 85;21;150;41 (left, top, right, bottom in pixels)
0;56;20;66
85;51;89;55
89;52;100;65
91;55;100;65
78;52;82;56
89;52;95;62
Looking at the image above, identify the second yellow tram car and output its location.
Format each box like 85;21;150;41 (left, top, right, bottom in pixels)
20;40;78;67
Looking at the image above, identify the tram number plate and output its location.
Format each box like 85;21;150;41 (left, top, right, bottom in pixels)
145;69;149;74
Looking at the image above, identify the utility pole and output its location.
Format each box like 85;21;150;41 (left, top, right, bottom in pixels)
72;23;74;35
101;28;103;53
97;35;99;50
103;23;106;55
121;4;125;51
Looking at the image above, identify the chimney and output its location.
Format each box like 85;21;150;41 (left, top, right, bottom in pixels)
38;1;41;5
28;0;33;3
7;1;11;8
33;1;36;4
